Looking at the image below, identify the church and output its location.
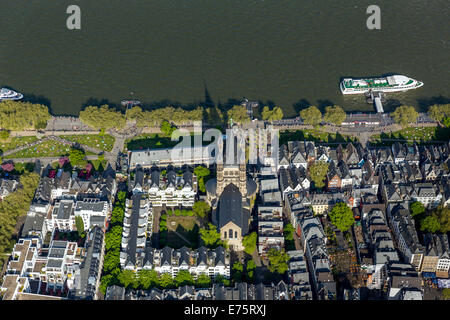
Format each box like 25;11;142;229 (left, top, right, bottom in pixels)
205;131;257;251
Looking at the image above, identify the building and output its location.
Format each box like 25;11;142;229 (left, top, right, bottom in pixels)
74;198;109;230
386;202;424;270
71;226;104;299
258;206;284;258
147;246;230;279
129;145;215;169
120;193;152;270
299;216;336;300
287;250;313;300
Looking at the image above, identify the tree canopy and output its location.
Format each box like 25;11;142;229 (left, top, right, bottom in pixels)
126;106;203;127
79;105;126;130
160;120;177;137
420;215;441;233
329;202;355;232
192;201;210;219
309;161;329;189
323;106;346;125
267;249;289;274
300;106;322;126
391;105;419;127
427;104;450;122
0;101;51;130
69;148;87;167
261;106;284;121
227;105;250;125
242;232;257;255
199;223;224;248
410;201;426;219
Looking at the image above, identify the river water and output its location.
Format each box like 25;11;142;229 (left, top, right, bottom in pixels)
0;0;449;116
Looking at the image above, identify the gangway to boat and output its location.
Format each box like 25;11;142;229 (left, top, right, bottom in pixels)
365;90;385;113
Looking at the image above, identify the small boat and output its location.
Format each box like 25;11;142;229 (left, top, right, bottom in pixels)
0;87;23;101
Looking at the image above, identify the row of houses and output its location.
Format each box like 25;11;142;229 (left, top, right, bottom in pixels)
257;170;284;258
122;246;230;278
106;281;289;300
131;165;197;207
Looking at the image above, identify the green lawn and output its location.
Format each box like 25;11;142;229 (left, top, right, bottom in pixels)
4;139;72;159
60;134;115;152
0;136;39;153
280;129;355;145
370;127;449;145
165;215;200;249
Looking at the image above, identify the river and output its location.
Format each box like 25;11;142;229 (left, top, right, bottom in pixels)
0;0;449;116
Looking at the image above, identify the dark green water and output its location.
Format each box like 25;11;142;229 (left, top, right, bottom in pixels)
0;0;449;116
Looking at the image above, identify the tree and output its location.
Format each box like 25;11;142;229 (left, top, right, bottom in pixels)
138;269;159;290
300;106;322;126
75;215;85;238
196;274;212;287
194;165;210;178
391;106;419;128
430;206;450;233
246;259;256;281
199;223;223;248
194;166;210;193
410;201;426;220
309;161;329;189
329;202;355;232
261;106;284;121
267;249;289;274
79;105;126;130
428;104;450;122
214;274;230;286
232;261;244;282
323;106;346;125
160;120;176;137
159;273;174;288
242;232;257;255
420;216;441;233
284;223;294;241
227;105;250;125
103;249;120;273
104;225;123;251
193;201;210;219
118;270;138;289
174;270;194;287
69;148;87;167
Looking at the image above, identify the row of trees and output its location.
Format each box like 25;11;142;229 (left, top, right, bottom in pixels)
300;105;347;126
0;172;40;271
103;268;229;292
0;101;51;130
99;191;127;294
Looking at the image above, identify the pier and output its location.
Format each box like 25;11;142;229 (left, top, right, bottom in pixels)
365;90;386;113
